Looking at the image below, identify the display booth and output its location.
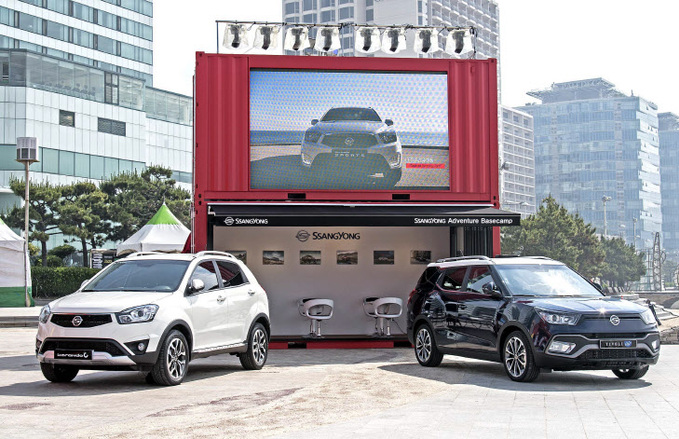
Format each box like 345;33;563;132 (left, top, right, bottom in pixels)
193;53;518;343
0;217;32;307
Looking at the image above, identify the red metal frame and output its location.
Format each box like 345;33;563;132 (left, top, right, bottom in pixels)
193;53;500;251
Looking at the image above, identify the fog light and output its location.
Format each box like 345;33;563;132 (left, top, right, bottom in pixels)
137;342;147;352
301;153;312;166
652;340;660;351
547;340;576;354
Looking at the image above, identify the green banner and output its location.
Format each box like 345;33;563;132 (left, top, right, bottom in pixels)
0;286;34;307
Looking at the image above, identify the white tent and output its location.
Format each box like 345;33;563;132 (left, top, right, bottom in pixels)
116;204;190;255
0;217;32;307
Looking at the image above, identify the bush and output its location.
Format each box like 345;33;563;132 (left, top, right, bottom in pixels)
32;266;100;298
46;255;64;267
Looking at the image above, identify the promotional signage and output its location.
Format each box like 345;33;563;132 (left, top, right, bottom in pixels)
218;215;518;227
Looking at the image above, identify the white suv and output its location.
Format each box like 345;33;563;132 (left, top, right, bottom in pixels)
36;251;270;386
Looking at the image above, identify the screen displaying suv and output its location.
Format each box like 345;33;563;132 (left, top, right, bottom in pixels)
300;107;403;188
36;251;270;386
407;256;660;382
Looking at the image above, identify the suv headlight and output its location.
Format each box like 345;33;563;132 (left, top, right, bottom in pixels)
38;305;51;324
537;310;580;325
116;305;159;324
304;131;322;143
378;132;398;144
640;308;657;325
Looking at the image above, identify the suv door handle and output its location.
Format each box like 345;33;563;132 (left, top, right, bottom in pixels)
217;295;226;303
248;290;256;296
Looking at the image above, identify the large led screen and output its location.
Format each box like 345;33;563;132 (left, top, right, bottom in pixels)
250;69;449;190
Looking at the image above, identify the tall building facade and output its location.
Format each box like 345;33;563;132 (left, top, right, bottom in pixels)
520;78;662;249
282;0;499;60
0;1;192;246
660;112;679;258
500;105;535;217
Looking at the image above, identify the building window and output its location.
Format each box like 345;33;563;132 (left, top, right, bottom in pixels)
366;9;374;21
303;0;317;9
320;10;335;21
285;2;300;14
105;73;119;105
98;117;126;136
339;7;353;19
59;110;75;127
321;0;335;7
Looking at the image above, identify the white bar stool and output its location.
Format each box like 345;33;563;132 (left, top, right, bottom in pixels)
363;297;403;336
298;298;334;337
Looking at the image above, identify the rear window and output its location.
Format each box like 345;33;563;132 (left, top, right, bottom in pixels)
416;267;440;292
439;267;468;291
84;260;190;292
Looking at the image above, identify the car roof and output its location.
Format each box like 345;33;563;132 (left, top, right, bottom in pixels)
429;255;565;270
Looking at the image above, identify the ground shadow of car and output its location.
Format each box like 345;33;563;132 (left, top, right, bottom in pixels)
379;358;652;392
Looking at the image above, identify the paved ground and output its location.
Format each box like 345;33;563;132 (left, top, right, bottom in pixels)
1;328;679;439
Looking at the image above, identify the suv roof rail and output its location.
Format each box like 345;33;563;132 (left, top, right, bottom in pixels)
436;255;491;263
194;251;235;259
125;251;165;258
524;256;554;261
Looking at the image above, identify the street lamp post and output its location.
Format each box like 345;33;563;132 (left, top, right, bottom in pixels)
602;195;612;237
16;137;39;307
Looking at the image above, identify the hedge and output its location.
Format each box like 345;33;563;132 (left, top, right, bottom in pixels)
32;266;101;298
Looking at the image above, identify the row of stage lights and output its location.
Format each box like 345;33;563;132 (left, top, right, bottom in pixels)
220;21;476;57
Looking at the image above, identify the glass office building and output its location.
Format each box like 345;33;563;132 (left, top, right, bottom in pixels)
500;106;535;217
0;1;192;245
660;112;679;259
520;78;662;250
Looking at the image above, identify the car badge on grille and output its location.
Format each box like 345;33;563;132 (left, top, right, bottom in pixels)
344;137;355;146
609;315;620;326
72;316;83;327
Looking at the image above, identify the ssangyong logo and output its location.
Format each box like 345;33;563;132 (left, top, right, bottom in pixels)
72;316;83;327
224;217;234;226
344;137;355;146
296;230;310;242
610;315;620;326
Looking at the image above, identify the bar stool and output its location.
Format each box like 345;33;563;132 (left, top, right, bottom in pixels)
363;297;403;336
298;298;334;337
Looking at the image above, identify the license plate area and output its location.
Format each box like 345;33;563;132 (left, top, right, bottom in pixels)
600;340;636;349
333;150;366;159
55;349;93;360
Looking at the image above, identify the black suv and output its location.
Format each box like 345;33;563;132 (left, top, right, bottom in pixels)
407;256;660;382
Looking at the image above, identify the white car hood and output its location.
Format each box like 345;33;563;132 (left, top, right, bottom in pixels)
49;291;172;313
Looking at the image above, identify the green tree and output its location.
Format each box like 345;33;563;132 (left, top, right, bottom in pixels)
4;179;62;266
599;237;646;287
502;196;605;278
57;182;109;268
100;166;190;242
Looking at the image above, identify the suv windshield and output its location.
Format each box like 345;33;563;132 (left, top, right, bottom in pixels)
83;260;191;292
494;264;602;298
321;108;381;122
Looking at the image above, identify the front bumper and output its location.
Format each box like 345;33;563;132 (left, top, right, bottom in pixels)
301;141;402;171
534;332;660;370
36;337;160;371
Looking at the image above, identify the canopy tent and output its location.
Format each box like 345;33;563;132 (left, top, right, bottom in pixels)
116;204;190;255
0;217;32;307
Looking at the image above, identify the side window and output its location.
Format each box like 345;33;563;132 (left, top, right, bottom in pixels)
416;267;440;293
466;266;493;294
439;267;468;291
216;261;247;287
189;261;220;291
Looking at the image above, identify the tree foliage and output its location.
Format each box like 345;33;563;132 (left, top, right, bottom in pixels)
599;237;646;287
502;196;604;278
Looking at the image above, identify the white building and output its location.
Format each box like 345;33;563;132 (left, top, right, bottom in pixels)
500;105;535;217
0;0;192;218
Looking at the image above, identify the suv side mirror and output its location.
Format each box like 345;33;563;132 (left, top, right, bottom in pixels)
385;119;394;126
482;281;502;299
311;119;318;125
188;279;205;294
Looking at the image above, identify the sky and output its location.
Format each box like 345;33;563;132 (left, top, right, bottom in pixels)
154;0;679;114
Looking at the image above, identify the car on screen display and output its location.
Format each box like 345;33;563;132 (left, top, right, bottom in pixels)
407;256;661;382
35;251;270;386
300;107;403;188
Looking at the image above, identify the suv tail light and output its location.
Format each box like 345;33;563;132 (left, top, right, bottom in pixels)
407;289;417;304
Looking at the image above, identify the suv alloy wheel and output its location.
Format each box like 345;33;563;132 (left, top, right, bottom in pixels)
415;324;443;367
151;330;189;386
502;331;539;382
239;323;268;370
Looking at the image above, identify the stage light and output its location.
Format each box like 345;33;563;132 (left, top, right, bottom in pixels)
314;27;341;52
381;27;406;54
445;28;475;58
414;28;440;54
223;23;248;50
355;26;381;53
253;24;280;51
284;26;310;51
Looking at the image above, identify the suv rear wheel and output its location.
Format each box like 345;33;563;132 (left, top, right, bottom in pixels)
40;363;79;383
503;331;540;382
151;330;189;386
414;324;443;367
612;366;649;380
239;323;268;370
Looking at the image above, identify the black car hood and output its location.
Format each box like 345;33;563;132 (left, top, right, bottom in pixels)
518;296;646;314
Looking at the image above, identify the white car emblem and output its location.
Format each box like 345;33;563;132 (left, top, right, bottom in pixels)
72;316;83;327
610;315;620;326
344;137;355;146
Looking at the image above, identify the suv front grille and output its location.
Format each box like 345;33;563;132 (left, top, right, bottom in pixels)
40;338;127;357
50;314;112;328
578;349;652;361
322;133;378;148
